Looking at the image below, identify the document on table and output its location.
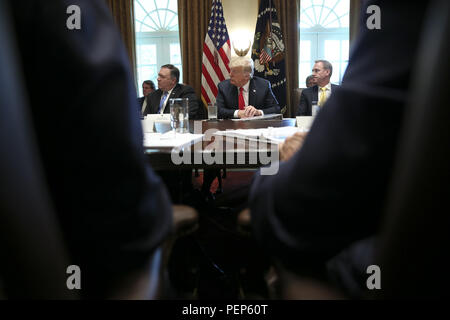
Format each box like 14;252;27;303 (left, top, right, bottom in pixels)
143;132;203;148
213;126;305;144
296;116;315;131
231;114;283;121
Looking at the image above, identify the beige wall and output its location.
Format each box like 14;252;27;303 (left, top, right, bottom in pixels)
222;0;258;57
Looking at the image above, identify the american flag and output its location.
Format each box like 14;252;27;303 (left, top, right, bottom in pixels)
201;0;231;106
259;46;273;64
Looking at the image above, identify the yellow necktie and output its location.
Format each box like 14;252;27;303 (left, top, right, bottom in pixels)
319;87;327;107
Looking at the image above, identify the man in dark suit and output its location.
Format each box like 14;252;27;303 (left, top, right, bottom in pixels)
137;80;155;115
216;56;280;119
249;0;428;284
143;64;203;120
297;60;339;116
8;0;172;298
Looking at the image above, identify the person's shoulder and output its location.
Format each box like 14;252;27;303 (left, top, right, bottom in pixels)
302;85;316;94
218;79;231;88
148;89;161;98
252;76;270;85
178;83;195;92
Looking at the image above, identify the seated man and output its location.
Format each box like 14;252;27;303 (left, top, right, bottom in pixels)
250;0;428;290
137;80;155;115
143;64;203;120
216;56;280;119
297;60;339;116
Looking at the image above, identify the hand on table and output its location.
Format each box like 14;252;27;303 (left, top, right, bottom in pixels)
238;106;262;118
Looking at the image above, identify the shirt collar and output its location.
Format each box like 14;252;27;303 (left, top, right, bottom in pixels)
240;80;250;93
165;86;175;96
319;82;332;91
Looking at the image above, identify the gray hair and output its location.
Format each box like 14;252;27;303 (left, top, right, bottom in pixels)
305;75;314;87
230;56;254;77
315;59;333;77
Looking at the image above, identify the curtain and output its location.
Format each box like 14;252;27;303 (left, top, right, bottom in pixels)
104;0;137;84
178;0;212;102
350;0;363;47
274;0;300;118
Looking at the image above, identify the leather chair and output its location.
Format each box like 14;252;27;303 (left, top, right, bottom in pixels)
0;2;198;300
292;88;304;117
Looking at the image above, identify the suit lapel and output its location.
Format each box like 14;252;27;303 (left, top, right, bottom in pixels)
150;90;162;114
311;86;318;103
165;84;180;113
249;79;256;107
169;84;179;100
231;84;239;110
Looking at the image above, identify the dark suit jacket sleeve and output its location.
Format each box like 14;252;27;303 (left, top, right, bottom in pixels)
261;81;280;114
180;85;203;120
217;81;236;119
297;90;310;116
249;0;427;272
9;0;172;295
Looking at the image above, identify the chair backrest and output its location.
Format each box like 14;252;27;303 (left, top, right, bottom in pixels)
292;88;304;116
376;0;449;298
0;1;75;299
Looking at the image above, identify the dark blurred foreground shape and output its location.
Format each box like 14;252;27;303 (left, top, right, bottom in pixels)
0;0;198;299
245;0;450;299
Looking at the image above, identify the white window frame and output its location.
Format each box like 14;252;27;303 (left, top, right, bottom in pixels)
299;1;350;87
134;0;182;96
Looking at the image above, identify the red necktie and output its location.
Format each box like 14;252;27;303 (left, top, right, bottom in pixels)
238;87;245;110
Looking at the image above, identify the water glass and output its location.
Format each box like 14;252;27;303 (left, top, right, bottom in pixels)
169;98;189;133
207;102;218;120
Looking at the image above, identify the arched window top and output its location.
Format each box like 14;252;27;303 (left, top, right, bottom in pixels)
135;0;179;32
300;0;349;30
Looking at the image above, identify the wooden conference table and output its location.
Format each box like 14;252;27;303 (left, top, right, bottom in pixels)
144;118;296;171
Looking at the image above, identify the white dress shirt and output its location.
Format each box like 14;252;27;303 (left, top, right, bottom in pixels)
233;80;264;118
159;87;175;114
141;98;147;114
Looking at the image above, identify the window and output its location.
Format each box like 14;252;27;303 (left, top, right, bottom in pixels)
299;0;349;87
134;0;182;96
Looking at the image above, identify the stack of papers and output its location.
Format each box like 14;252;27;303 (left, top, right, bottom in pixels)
214;126;305;144
143;132;203;148
231;114;282;121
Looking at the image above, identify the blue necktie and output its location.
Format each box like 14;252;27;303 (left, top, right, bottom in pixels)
158;91;168;113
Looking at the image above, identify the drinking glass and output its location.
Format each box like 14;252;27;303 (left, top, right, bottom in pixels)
169;98;189;134
207;102;218;120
